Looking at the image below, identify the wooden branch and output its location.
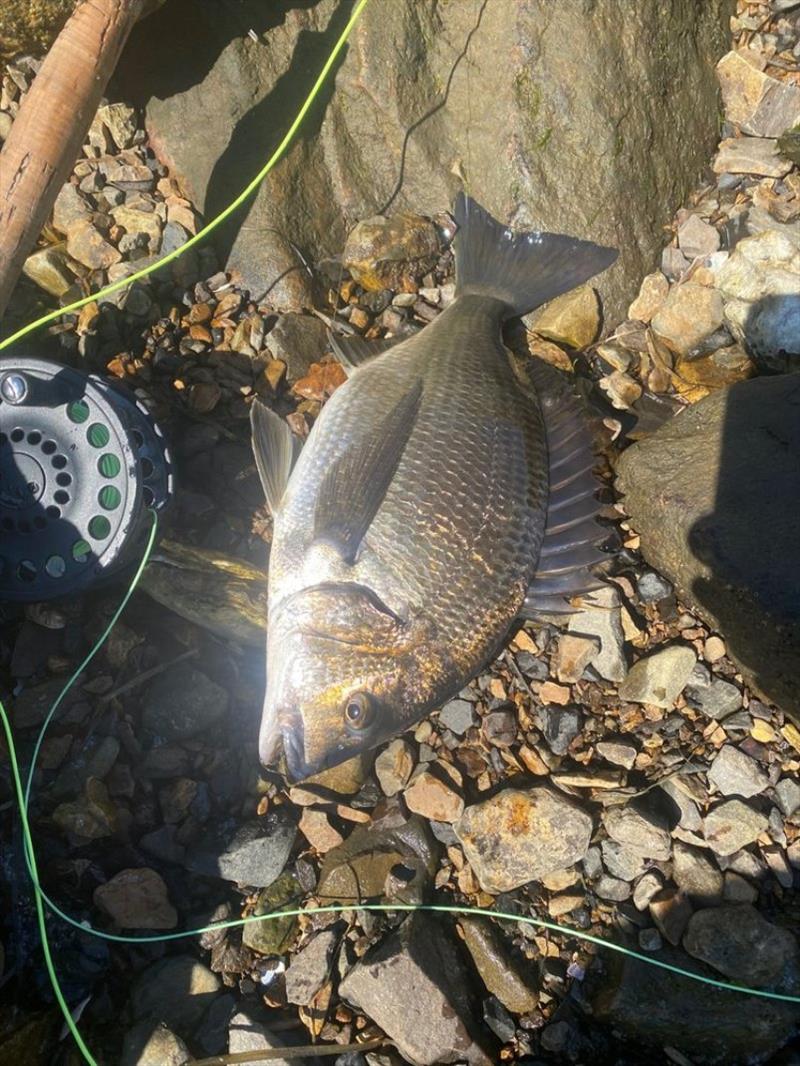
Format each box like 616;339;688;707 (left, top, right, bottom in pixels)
0;0;146;322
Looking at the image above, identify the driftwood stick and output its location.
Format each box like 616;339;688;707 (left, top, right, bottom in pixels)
0;0;146;321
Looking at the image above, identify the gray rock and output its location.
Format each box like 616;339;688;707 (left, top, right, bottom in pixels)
602;803;672;860
633;870;664;911
439;698;477;736
142;665;227;740
266;314;328;381
131;956;221;1031
123;0;732;323
595;874;631;902
615;376;800;720
483;998;516;1043
683;905;799;987
707;744;769;798
775;777;800;818
186;816;296;887
227;1010;297;1066
121;1022;190;1066
459;917;538;1015
723;871;758;904
672;841;723;905
677;214;720;258
650;887;693;945
638;927;663;952
704;799;769;856
52;182;90;234
538;705;581;755
374;738;415;796
456;787;593;892
482;708;517;748
567;586;627;682
339;914;493;1065
636;570;673;603
684;664;742;720
618;645;696;708
713;136;792;178
601;840;648;882
596;740;638;770
717;49;800;138
285;930;338;1006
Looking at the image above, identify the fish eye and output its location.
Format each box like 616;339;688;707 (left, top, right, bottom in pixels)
343;691;375;731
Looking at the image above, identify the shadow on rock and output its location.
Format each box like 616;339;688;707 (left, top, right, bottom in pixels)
741;292;800;375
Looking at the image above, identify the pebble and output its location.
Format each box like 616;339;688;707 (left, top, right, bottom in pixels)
438;698;477;735
459;917;538;1014
596;740;637;770
375;739;415;796
186;816;297;888
598;370;642;409
677;214;720;259
131;956;221;1031
649;887;693;945
683;905;798;986
762;844;794;889
531;284;600;348
601;840;647;881
538;705;581;755
708;744;769;798
298;809;343;853
22;245;75;296
482;708;517;747
65;218;122;269
142;665;227;740
595;874;631;902
267;314;328;381
97;102;138;151
483;998;516;1043
618;644;696;708
52;182;90;233
602;803;672;860
628;271;669;322
111;204;163;249
638;928;663;952
404;767;464;823
538;680;571;705
704;799;769;856
556;633;600;683
723;871;758;904
683;663;742;720
636;570;673;603
285;930;337;1006
633;870;664;911
566;586;627;682
121;1022;190;1066
650;282;724;355
672;842;723;905
241;872;299;955
93;868;177;929
775;777;800;818
717;50;800;137
703;636;726;662
456;787;593;892
228;1011;295;1066
713;136;793;178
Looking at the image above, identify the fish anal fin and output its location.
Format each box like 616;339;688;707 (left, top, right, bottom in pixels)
250;400;300;516
328;331;403;375
314;380;423;563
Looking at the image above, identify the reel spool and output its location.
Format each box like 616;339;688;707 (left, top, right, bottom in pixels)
0;357;172;603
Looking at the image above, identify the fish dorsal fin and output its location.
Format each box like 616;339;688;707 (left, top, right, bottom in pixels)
314;380;423;563
250;400;300;516
519;359;609;619
328;331;403;375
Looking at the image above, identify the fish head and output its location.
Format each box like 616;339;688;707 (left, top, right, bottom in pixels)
263;582;438;781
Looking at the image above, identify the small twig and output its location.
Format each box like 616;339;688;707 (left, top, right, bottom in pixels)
503;649;535;701
190;1035;386;1064
99;648;198;705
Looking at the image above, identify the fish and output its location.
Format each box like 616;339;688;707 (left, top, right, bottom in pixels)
251;193;617;781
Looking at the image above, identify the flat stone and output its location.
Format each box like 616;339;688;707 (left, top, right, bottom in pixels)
618;645;697;708
228;1011;295;1066
22;245;75;296
596;874;631;901
338;914;492;1066
596;741;637;770
651;282;724;355
285;930;337;1006
97;102;138;150
404;767;464;823
601;840;647;881
142;665;227;740
93;868;177;929
628;271;670;322
267;315;328;381
438;698;477;736
556;633;601;683
52;182;90;234
684;905;798;986
602;803;672;860
121;1022;190;1066
567;585;627;682
375;739;415;796
707;744;769;798
704;799;768;856
649;887;693;945
538;705;581;755
684;664;742;720
131;956;221;1031
298;809;343;853
678;214;720;258
185;816;296;888
717;50;800;137
713;136;792;178
459;917;538;1014
673;842;723;905
531;284;600;349
455;787;593;892
65;218;121;269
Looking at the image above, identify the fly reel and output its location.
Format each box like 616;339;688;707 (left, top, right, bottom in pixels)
0;357;172;602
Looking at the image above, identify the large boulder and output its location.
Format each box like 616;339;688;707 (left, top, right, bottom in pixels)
118;0;733;320
615;376;800;719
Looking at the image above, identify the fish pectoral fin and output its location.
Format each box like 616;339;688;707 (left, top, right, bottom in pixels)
250;400;300;515
314;379;423;563
328;330;404;375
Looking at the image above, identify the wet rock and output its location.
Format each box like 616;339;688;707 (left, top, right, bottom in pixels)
22;244;75;296
628;271;669;322
555;633;601;683
228;1011;295;1066
616;376;800;720
618;645;696;708
375;739;415;796
708;744;769;798
704;799;769;856
142;664;227;740
241;871;299;956
186;816;297;888
717;50;800;138
343;213;440;291
438;698;477;736
530;284;599;349
285;930;337;1006
602;803;671;860
713;136;792;178
672;842;723;905
455;787;593;892
65;218;121;269
404;766;464;823
267;315;328;382
298;809;343;853
131;956;221;1031
651;282;724;355
339;913;493;1066
538;705;581;755
683;905;798;987
567;586;627;682
93;868;177;929
121;1022;190;1066
596;741;637;770
459;917;538;1014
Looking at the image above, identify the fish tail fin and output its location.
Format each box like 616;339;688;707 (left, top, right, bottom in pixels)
452;192;618;318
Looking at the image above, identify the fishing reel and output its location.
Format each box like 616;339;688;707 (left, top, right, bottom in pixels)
0;356;172;603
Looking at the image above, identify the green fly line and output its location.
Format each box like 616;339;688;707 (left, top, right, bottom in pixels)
1;1;799;1062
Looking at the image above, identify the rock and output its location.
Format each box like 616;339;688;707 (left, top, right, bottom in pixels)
618;645;696;708
482;998;516;1044
601;840;647;881
482;708;517;748
683;905;798;987
704;635;726;662
707;744;769;798
142;664;227;740
598;370;643;410
723;871;758;904
713;136;792;178
404;767;464;823
121;1022;190;1066
131;956;221;1031
677;214;720;259
459;917;538;1014
52;779;117;842
123;0;732;323
602;803;671;860
267;315;328;382
538;705;581;755
375;739;415;796
93;868;177;929
596;874;631;901
339;913;493;1066
52;182;90;233
636;570;673;603
185;815;296;887
98;156;155;191
455;787;593;892
596;741;637;770
633;870;664;911
567;585;627;682
673;842;723;905
284;930;337;1006
530;285;599;348
628;271;669;322
615;377;800;720
97;102;138;151
303;753;370;795
717;50;800;138
556;633;601;683
22;245;75;296
65;218;121;269
763;844;794;889
675;345;755;395
298;809;343;853
775;777;800;818
650;282;724;355
343;212;440;291
589;940;800;1064
1;0;77;58
704;798;768;856
228;1011;296;1066
111;204;163;249
438;698;477;736
241;871;299;955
